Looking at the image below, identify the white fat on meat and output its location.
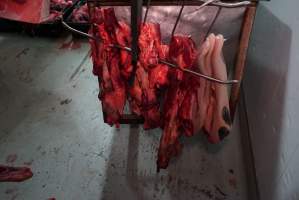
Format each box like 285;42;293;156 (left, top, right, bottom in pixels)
209;34;232;143
200;34;216;135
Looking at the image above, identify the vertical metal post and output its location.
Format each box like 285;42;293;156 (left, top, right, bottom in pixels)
131;0;143;65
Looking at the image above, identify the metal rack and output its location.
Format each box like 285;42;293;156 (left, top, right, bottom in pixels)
63;0;259;124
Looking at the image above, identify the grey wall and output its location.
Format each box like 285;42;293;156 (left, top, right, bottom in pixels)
244;0;299;199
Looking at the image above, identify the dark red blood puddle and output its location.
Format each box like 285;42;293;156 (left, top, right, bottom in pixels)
48;198;56;200
6;154;18;164
59;40;81;50
228;177;237;189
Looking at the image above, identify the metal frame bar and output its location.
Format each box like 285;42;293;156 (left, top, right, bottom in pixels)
229;3;257;119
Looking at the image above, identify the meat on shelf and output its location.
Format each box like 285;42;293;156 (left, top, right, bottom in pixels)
90;8;232;170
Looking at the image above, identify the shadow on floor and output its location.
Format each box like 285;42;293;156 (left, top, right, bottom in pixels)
100;119;247;200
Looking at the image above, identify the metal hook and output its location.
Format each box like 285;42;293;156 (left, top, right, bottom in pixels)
143;0;151;24
187;0;218;15
171;0;185;37
201;6;222;44
171;0;218;37
62;20;99;41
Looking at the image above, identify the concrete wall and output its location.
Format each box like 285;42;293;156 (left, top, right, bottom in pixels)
244;0;299;199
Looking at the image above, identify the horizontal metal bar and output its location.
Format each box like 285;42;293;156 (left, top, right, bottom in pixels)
86;0;253;7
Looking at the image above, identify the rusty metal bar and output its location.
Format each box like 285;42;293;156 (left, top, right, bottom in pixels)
229;3;257;119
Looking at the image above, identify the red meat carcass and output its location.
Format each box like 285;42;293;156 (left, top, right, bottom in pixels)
129;23;169;129
90;8;131;127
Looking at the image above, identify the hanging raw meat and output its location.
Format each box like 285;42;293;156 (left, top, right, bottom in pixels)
88;7;232;170
139;23;161;69
202;34;232;143
115;21;133;80
157;34;231;170
200;34;217;139
157;35;199;170
129;23;169;129
90;8;129;127
50;0;72;11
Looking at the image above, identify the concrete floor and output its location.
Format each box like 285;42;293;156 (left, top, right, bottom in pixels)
0;33;249;200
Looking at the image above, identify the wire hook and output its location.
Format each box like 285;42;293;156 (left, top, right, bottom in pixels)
201;6;222;44
143;0;151;23
171;0;185;37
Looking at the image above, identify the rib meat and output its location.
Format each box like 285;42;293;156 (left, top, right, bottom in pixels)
129;23;169;129
157;36;199;170
149;44;169;89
